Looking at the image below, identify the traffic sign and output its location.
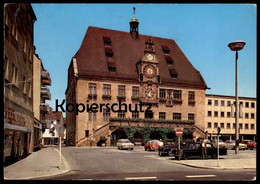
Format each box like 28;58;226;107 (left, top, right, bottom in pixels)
176;129;183;137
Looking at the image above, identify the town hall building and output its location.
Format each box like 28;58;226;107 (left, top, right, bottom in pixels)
65;9;209;146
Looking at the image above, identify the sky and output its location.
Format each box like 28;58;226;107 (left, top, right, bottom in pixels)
31;3;257;109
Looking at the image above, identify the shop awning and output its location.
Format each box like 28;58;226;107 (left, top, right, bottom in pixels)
4;123;33;133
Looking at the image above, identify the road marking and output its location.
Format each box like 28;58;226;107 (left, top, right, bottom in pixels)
185;175;216;178
125;176;157;180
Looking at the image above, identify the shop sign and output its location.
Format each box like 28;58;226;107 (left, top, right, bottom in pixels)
4;106;26;126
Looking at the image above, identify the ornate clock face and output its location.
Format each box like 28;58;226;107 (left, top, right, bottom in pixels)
147;54;154;61
144;65;156;78
143;85;155;101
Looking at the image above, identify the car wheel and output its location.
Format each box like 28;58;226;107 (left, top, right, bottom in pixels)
175;156;180;160
131;148;134;150
182;154;188;160
211;153;217;159
168;150;173;157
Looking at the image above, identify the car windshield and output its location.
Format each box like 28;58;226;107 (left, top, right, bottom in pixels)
122;141;131;143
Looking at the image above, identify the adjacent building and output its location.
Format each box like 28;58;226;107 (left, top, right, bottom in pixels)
205;94;256;141
65;10;209;146
42;111;65;145
4;3;37;163
33;53;52;149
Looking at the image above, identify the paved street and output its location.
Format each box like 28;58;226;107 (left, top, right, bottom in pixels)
37;146;256;181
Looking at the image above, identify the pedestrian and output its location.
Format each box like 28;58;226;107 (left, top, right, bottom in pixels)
201;138;208;160
158;139;164;156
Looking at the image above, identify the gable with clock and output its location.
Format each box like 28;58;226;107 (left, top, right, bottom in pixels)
136;39;161;104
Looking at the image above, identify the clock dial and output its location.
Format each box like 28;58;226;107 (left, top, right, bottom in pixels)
144;65;156;78
143;85;155;101
147;54;154;61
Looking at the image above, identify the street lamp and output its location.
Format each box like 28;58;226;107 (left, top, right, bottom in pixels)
228;41;246;154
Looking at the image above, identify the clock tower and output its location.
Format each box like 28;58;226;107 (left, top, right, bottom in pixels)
136;38;161;104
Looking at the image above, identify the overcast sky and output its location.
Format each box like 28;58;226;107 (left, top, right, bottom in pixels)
31;3;256;109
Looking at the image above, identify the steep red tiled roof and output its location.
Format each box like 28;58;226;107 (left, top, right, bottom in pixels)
74;26;208;89
45;111;62;121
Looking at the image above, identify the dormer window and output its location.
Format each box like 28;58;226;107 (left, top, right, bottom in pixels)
162;45;170;54
105;46;114;57
103;36;112;45
169;68;178;78
165;55;173;66
107;61;116;72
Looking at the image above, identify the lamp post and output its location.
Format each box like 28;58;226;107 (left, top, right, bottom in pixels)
228;41;246;154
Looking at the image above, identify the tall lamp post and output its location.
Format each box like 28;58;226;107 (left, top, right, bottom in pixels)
228;41;246;154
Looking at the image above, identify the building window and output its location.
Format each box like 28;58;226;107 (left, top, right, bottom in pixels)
251;113;255;119
221;100;225;106
162;45;170;54
118;110;125;118
159;112;166;120
214;122;218;128
227;112;231;118
89;111;96;121
207;122;212;128
214;100;218;106
145;110;154;119
89;83;96;94
233;123;236;129
245;102;249;108
103;36;112;45
159;89;166;99
173;113;181;120
12;64;18;85
221;111;225;118
251;102;255;108
173;90;182;100
239;102;243;107
103;109;110;122
208;99;212;105
85;130;89;137
103;84;111;95
245;113;249;119
227;123;231;129
132;111;139;118
118;85;125;96
188;91;195;102
251;124;255;130
239;123;243;130
227;101;231;107
188;113;195;120
214;111;218;117
208;111;212;117
221;123;224;129
245;124;249;130
132;86;139;97
165;55;173;65
105;46;114;57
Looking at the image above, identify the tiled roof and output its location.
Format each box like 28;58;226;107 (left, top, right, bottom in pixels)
74;26;208;89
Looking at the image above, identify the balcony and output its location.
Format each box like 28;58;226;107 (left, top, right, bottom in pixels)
42;78;52;86
41;86;51;100
40;103;51;114
41;70;51;80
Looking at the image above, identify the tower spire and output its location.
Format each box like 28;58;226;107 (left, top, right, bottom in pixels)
129;7;139;39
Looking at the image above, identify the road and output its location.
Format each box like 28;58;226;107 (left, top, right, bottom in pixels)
38;146;256;181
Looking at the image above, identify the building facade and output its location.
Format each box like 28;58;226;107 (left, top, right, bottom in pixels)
65;11;209;146
4;3;37;163
205;94;256;141
33;53;52;149
42;111;65;145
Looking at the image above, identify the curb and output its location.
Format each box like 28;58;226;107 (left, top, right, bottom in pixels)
4;148;71;180
170;160;256;170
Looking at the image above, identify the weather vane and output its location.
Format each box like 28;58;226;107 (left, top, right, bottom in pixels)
133;7;136;16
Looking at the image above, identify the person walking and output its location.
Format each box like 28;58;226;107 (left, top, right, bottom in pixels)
201;138;208;160
158;139;164;156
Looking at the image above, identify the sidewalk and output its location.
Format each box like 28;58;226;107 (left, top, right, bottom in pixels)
4;147;71;180
170;150;256;170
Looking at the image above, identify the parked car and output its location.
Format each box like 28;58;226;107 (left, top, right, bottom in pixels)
212;139;225;148
222;140;247;150
144;140;160;151
160;139;195;156
117;139;134;150
241;140;257;150
174;142;227;160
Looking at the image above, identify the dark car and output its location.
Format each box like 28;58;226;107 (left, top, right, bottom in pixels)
174;142;227;160
160;139;195;156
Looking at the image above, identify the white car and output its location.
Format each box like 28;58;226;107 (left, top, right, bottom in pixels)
212;139;225;148
223;140;247;150
117;139;134;150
